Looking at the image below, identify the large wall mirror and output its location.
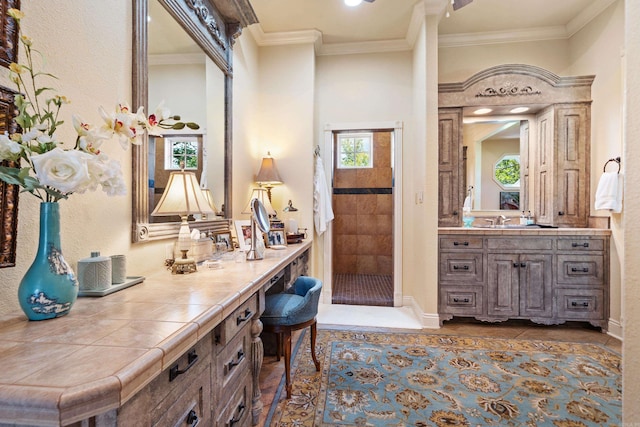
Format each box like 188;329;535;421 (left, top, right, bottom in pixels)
439;64;594;225
132;0;257;242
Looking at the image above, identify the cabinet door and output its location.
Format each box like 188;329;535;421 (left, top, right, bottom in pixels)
519;254;553;318
438;108;463;226
555;104;590;227
487;254;519;317
535;107;554;225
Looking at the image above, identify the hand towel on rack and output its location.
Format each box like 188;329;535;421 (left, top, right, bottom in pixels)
594;171;623;213
313;156;334;235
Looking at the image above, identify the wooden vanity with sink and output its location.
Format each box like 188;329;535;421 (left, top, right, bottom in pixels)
438;228;610;330
0;242;310;427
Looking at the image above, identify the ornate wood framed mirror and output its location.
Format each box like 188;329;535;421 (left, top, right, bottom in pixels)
0;85;18;268
131;0;257;242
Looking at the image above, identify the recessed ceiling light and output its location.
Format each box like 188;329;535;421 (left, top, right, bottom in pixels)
510;107;529;114
473;108;492;115
345;0;363;6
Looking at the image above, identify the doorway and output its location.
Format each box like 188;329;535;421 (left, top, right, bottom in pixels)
330;129;394;306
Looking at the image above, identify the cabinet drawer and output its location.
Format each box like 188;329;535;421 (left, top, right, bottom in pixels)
439;286;483;315
487;238;553;251
215;372;252;427
556;288;604;320
215;294;257;350
557;255;604;286
439;253;484;284
557;238;604;251
152;364;212;427
216;327;251;397
439;236;483;250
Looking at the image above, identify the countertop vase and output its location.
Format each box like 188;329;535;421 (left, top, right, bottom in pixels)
18;202;78;320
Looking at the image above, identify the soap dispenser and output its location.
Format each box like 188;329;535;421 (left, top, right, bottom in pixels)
520;211;527;225
77;251;112;291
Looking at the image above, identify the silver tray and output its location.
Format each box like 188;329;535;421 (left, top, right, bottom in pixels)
78;276;145;297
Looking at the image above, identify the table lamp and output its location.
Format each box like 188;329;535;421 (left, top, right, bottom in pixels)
255;152;283;203
152;166;215;274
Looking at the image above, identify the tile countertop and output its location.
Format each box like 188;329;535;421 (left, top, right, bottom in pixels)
0;240;312;426
438;227;611;236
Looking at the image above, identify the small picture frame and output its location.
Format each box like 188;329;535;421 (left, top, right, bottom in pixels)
499;191;520;210
214;231;233;252
266;229;287;247
270;220;285;230
234;220;252;251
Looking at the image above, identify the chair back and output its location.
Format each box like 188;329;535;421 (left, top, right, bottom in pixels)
293;276;322;319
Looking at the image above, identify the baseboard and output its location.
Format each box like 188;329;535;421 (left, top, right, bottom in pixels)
403;296;441;329
607;318;623;341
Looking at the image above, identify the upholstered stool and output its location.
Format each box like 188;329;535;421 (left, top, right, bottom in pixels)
261;276;322;398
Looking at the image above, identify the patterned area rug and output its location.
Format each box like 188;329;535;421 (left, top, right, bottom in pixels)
268;330;621;426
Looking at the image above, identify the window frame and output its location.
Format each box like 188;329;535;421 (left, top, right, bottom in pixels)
164;135;200;171
336;132;374;169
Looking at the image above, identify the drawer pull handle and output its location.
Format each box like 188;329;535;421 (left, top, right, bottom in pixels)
520;263;526;268
229;403;246;426
453;297;470;303
571;267;589;273
558;211;565;216
169;350;198;382
513;263;519;268
571;301;590;308
453;210;458;216
186;409;200;427
572;242;589;248
227;350;245;372
453;265;470;271
453;241;469;246
236;308;253;325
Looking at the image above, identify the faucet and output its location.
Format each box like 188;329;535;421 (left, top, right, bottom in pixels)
496;215;511;226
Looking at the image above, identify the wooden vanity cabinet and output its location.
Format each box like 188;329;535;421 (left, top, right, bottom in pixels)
438;108;464;227
439;232;609;329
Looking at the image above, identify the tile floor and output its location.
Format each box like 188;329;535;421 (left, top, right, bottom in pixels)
257;303;622;427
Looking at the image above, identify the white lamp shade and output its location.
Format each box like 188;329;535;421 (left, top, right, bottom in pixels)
242;188;276;216
152;170;215;216
255;155;283;186
201;188;219;214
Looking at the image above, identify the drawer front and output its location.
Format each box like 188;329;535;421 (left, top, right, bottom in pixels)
439;236;484;250
556;288;604;320
215;294;257;350
215;372;252;427
152;364;212;427
439;253;484;285
557;238;605;252
216;327;251;396
557;255;604;286
439;286;483;315
487;238;553;251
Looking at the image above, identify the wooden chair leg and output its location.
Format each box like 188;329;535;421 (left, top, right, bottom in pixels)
275;332;281;361
310;321;320;371
283;329;292;399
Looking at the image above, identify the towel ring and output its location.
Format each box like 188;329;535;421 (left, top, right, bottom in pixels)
603;157;621;173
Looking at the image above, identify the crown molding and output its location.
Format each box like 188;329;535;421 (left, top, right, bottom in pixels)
566;0;617;37
249;25;323;51
148;53;207;65
439;26;568;48
317;39;411;56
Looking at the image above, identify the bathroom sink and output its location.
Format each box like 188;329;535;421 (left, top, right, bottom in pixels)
472;224;533;229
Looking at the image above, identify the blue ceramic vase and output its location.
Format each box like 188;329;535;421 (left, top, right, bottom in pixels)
18;202;78;320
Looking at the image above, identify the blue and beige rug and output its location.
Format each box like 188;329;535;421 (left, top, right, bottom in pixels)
268;329;621;426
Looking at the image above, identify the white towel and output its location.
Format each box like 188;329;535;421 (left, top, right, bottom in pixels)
594;171;623;213
313;156;334;235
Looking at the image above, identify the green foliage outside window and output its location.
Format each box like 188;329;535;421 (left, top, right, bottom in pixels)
339;136;372;168
171;140;198;169
495;158;520;185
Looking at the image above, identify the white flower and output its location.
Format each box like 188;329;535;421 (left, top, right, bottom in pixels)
31;148;93;194
146;102;171;136
72;115;110;154
99;103;145;149
0;133;22;161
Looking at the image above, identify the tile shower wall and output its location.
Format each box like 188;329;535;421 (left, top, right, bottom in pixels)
332;131;393;275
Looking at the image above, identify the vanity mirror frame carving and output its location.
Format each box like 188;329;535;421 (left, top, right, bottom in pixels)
438;64;594;227
132;0;257;242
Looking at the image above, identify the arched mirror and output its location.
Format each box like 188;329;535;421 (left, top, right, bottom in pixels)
132;0;257;242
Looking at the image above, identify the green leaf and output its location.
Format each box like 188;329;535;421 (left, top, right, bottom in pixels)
186;122;200;130
35;87;54;97
172;123;186;130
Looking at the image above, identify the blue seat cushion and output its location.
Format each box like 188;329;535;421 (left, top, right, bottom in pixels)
262;293;310;326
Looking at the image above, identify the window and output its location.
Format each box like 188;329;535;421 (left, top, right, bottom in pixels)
337;133;373;168
493;154;520;189
164;136;199;170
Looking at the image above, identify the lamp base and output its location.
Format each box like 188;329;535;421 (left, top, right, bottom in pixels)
172;257;197;274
